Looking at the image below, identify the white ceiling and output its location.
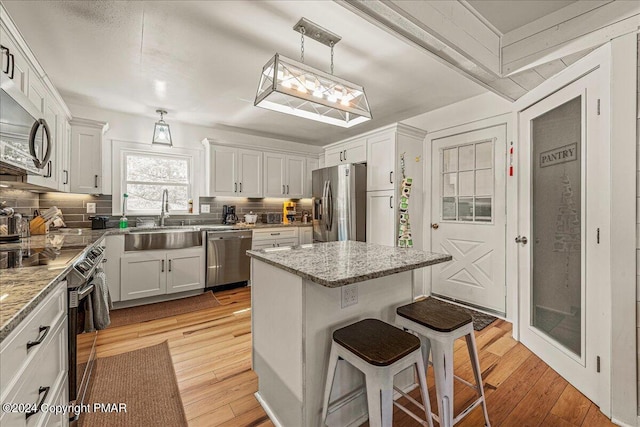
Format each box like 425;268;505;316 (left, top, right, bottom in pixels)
467;0;577;34
3;1;487;146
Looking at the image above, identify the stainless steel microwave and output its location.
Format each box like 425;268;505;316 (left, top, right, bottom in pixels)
0;88;51;176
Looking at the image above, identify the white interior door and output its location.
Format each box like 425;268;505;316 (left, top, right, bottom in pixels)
431;126;507;314
518;69;609;406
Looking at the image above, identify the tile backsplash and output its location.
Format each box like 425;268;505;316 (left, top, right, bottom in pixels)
0;188;311;228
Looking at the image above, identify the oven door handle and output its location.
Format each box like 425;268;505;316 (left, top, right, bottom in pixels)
78;283;95;300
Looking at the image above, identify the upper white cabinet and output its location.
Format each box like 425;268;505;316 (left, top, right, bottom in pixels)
305;157;319;198
205;144;263;197
324;138;366;167
367;131;396;191
70;118;108;194
0;25;29;97
263;153;306;198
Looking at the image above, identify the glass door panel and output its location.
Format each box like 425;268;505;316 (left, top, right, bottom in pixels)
531;96;582;356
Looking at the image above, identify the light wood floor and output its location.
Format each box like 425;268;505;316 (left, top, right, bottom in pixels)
95;286;615;427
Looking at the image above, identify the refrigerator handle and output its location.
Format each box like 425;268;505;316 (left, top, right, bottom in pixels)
327;180;334;231
322;180;329;230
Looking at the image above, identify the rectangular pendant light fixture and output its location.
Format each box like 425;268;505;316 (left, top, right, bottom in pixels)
254;19;371;128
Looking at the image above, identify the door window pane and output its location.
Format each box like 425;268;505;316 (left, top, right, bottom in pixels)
531;96;582;356
443;148;457;173
458;171;474;196
458;197;473;221
459;145;474;170
475;197;492;222
442;197;456;220
443;173;457;196
475;169;492;196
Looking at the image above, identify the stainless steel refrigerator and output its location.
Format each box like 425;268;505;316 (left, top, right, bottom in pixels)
312;163;366;242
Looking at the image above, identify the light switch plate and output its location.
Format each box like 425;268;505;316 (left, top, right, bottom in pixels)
86;203;96;214
201;204;210;213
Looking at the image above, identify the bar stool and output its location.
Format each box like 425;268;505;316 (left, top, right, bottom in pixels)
395;299;491;427
321;318;433;427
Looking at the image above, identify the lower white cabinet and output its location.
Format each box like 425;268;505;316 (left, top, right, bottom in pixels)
299;227;313;244
252;227;299;249
120;247;205;301
367;190;396;247
0;281;68;427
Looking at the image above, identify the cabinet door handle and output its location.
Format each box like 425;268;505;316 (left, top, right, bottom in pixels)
63;170;69;185
282;185;285;194
239;182;242;193
0;45;8;74
94;174;98;188
25;386;50;420
390;196;393;209
234;182;237;192
287;184;289;194
46;161;52;178
168;259;172;272
343;150;347;160
26;325;51;350
270;232;281;236
8;53;14;80
390;171;393;184
161;259;165;272
339;151;343;162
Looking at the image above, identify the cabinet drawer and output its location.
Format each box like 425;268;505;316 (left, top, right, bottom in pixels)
0;320;67;427
0;283;66;397
253;228;298;241
40;375;69;427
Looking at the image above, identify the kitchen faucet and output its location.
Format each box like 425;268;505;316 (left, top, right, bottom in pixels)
160;188;170;226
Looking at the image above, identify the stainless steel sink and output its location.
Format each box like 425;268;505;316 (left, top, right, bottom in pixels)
125;230;203;251
128;226;200;233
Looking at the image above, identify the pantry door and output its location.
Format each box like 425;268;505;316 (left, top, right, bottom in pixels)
430;125;507;315
518;69;609;405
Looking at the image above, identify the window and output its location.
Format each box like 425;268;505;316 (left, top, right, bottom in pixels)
441;140;493;222
123;152;191;213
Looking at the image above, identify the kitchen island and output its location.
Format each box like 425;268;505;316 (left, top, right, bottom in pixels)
247;241;451;427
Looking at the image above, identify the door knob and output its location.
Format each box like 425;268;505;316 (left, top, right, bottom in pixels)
515;236;528;244
431;223;439;230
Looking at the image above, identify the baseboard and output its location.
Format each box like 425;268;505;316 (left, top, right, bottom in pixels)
254;392;284;427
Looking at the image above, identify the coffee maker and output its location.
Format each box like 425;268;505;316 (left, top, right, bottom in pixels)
222;205;238;225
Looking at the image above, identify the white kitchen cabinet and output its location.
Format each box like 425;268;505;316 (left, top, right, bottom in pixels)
324;138;366;167
0;281;68;427
69;118;108;194
367;131;396;191
121;247;205;301
263;153;306;198
120;251;167;301
252;227;299;248
0;25;29;97
206;144;263;197
299;227;313;244
305;157;319;198
59;119;71;192
167;247;206;294
103;235;124;302
367;190;396;247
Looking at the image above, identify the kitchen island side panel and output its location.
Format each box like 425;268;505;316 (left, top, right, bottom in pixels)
251;259;304;426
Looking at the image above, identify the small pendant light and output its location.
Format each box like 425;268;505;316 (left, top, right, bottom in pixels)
152;109;172;146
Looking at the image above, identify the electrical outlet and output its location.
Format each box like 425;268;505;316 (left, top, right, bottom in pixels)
86;203;96;214
201;204;210;213
341;284;358;309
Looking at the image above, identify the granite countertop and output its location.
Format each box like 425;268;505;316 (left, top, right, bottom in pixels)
0;230;107;342
0;222;311;342
247;241;452;288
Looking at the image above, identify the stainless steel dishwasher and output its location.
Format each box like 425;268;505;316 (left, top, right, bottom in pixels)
206;230;253;288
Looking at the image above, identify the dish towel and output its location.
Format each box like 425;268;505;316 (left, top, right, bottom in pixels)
90;268;112;330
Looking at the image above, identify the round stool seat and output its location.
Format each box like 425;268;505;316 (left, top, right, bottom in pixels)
397;298;472;332
333;318;421;366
